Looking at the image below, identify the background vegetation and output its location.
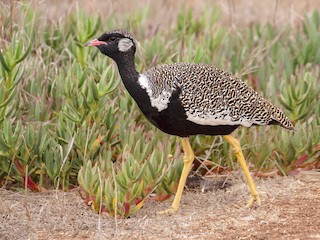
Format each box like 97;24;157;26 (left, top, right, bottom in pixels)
0;1;319;217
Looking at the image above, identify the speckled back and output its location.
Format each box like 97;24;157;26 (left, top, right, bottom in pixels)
142;62;294;129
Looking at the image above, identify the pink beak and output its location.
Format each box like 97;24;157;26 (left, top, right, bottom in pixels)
85;39;107;46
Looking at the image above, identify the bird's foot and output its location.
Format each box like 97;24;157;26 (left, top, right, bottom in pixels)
246;194;261;208
158;207;178;215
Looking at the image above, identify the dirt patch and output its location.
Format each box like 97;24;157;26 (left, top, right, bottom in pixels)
1;172;319;240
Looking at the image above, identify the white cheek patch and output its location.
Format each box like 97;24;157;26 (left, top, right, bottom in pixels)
118;38;134;52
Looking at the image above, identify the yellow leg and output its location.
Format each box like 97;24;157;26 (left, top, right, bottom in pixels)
158;137;194;214
223;135;261;207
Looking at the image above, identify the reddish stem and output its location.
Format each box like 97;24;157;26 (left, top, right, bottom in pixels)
13;159;40;191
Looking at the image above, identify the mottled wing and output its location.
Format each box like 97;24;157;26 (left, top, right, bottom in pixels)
140;62;294;129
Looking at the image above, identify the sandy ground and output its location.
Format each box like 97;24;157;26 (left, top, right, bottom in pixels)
1;172;319;240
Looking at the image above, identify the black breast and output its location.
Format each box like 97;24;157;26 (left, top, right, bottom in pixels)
127;82;239;137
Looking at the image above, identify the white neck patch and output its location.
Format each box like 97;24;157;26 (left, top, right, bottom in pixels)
118;38;134;52
138;74;172;112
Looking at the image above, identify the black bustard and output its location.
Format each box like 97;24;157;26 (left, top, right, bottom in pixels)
86;29;294;214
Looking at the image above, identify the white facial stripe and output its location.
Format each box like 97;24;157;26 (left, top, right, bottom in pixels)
118;38;134;52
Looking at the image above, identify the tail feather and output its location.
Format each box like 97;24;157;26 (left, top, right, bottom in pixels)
268;103;295;130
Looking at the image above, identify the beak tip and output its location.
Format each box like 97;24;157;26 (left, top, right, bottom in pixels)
85;40;95;47
84;39;107;47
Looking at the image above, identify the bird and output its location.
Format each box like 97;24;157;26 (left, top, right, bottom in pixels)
85;29;295;214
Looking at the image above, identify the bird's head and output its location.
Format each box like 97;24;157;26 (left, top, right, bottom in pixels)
85;29;136;60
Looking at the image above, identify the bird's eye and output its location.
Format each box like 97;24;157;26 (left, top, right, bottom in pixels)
110;37;117;41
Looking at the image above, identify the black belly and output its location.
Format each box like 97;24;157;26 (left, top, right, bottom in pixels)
135;92;238;137
145;99;239;137
125;82;239;137
151;116;238;137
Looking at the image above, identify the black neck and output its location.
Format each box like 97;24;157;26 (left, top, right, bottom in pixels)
114;53;139;87
113;52;156;116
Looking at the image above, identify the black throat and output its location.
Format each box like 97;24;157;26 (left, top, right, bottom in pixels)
112;52;157;117
113;53;139;89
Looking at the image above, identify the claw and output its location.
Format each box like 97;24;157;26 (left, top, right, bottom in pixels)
158;138;194;215
224;135;261;209
246;194;261;208
158;207;178;215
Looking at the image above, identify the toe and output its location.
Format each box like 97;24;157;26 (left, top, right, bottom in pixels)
246;194;261;208
158;207;178;215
